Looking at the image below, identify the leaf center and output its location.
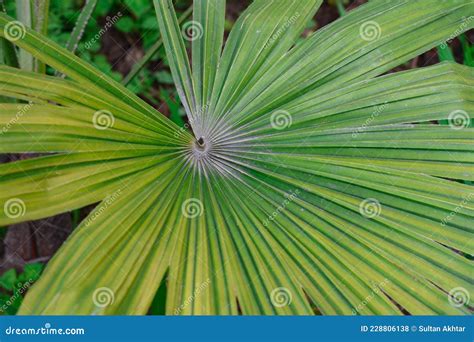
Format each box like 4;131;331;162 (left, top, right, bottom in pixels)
192;136;211;161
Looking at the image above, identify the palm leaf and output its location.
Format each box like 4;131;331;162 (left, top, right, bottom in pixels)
0;0;471;315
0;152;170;225
191;0;225;113
154;0;197;125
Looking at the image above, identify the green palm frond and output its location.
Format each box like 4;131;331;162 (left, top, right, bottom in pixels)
0;0;472;315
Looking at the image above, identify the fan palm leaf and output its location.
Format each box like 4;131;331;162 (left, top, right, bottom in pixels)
0;0;472;315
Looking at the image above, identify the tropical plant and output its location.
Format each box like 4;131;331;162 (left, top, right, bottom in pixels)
0;0;472;315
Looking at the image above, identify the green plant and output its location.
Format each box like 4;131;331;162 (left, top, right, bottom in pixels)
0;263;44;315
0;0;473;315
